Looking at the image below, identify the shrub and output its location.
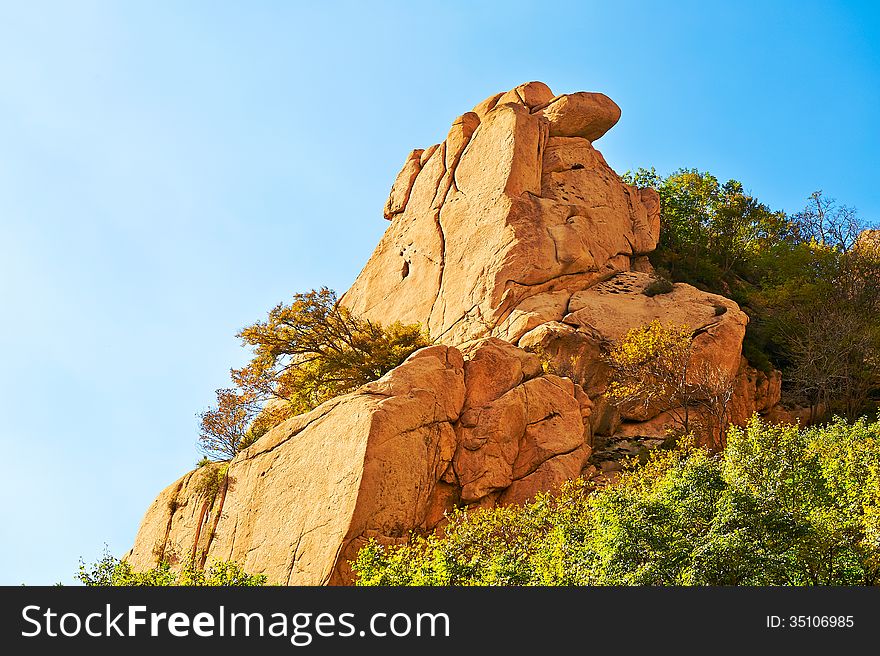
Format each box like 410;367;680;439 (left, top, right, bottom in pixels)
605;320;735;441
741;332;774;373
191;462;228;502
642;277;674;297
354;416;880;586
77;548;267;586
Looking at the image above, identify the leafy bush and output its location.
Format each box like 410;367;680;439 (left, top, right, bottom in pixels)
642;277;674;297
191;462;228;502
354;416;880;586
77;549;267;586
623;167;788;296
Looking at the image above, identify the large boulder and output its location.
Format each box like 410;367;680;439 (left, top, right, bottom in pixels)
561;271;747;386
453;338;592;504
534;91;622;141
128;341;591;584
728;358;783;425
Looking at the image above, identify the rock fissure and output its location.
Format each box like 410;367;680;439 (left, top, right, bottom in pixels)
198;473;230;569
427;209;447;331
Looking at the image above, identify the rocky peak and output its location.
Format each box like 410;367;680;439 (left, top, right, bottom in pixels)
342;81;660;346
127;83;789;584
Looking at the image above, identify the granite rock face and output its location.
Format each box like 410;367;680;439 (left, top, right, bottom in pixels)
127;342;591;584
342;81;660;346
130;82;789;583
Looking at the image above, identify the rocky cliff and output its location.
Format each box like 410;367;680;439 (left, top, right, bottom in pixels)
127;82;786;584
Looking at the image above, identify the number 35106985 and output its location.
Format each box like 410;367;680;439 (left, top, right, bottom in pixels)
767;615;854;628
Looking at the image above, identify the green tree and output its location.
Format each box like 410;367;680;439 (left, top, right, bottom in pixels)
354;416;880;586
624;167;787;294
625;169;880;418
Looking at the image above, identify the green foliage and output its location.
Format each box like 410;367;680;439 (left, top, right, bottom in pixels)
623;167;788;294
191;462;228;502
354;416;880;586
198;287;429;460
605;320;735;441
643;169;783;291
77;549;267;586
623;168;880;418
642;277;674;297
752;219;880;416
741;330;774;374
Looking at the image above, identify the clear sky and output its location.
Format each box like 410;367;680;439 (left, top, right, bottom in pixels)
1;1;878;585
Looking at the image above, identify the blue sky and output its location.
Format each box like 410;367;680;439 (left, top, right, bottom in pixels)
1;1;877;584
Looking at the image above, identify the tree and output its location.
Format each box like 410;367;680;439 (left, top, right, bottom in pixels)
354;416;880;586
791;191;861;253
234;287;428;415
198;288;429;460
778;305;879;421
604;320;735;444
763;192;880;420
623;167;787;294
198;388;261;460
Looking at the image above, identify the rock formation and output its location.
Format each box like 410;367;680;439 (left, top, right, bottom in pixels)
127;341;591;584
343;81;659;347
128;81;789;583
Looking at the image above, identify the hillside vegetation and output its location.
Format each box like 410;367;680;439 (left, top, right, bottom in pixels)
624;169;880;420
77;551;266;586
355;416;880;586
